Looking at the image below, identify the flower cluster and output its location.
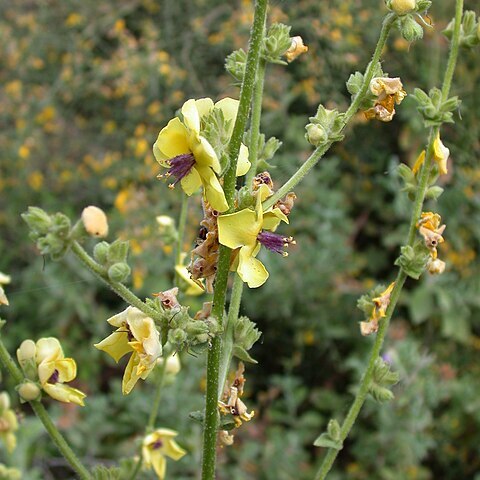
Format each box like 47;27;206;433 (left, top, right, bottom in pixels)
364;77;407;122
17;338;86;405
417;212;446;274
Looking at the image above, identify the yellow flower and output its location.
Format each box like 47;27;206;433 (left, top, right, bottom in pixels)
364;77;406;122
411;150;425;175
153;98;250;212
36;338;86;406
284;36;308;62
0;272;11;306
390;0;416;15
433;133;450;175
217;185;292;288
142;428;186;480
94;307;162;394
0;393;18;453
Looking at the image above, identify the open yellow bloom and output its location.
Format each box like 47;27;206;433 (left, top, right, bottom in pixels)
0;272;11;306
217;185;291;288
94;307;162;394
142;428;186;480
36;338;86;406
433;133;450;175
153;98;250;212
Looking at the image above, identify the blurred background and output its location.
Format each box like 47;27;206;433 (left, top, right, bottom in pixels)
0;0;479;478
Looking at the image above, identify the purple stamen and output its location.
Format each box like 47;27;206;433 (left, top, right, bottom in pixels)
167;153;196;186
152;439;163;450
257;231;295;256
49;369;60;384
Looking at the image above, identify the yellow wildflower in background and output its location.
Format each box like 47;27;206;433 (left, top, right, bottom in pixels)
142;428;186;480
153;98;250;212
94;307;162;394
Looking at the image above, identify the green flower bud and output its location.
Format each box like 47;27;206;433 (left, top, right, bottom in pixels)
107;239;129;264
400;15;424;42
51;213;71;238
93;241;110;265
305;123;328;147
17;381;42;402
107;263;131;283
185;320;209;337
21;207;52;234
225;49;247;82
168;328;187;345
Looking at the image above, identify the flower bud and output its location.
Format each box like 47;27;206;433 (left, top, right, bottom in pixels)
427;258;446;275
108;262;131;283
305;123;328;147
17;381;42;402
16;339;36;368
0;392;10;412
81;206;109;238
93;241;110;264
400;15;424;42
390;0;416;15
21;207;52;234
158;355;181;376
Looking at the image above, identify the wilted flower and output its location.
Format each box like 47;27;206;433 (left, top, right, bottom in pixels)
217;185;292;288
142;428;186;480
360;282;395;336
284;36;308;62
153;98;250;212
364;77;406;122
81;206;109;237
175;253;204;296
427;258;446;275
417;212;446;259
94;307;162;394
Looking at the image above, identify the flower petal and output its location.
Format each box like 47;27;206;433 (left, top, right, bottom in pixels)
194;98;214;121
181;99;201;133
237;245;269;288
196;166;229;212
122;353;142;395
36;338;63;364
263;207;289;231
55;358;77;383
153;118;190;166
163;438;187;461
214;97;239;136
218;209;260;249
180;166;202;196
175;265;204;296
106;307;130;327
192;135;221;173
151;451;167;480
94;330;131;362
433;134;449;175
236;143;251;176
43;383;86;406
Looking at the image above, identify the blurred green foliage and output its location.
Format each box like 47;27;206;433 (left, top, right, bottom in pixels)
0;0;479;478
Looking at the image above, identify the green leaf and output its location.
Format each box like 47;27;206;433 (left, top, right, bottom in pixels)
232;345;258;364
313;432;343;450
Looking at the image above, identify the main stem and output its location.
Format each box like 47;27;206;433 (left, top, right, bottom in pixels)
201;1;268;478
0;338;91;480
263;14;395;210
314;2;464;478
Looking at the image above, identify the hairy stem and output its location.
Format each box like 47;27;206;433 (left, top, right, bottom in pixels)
314;2;464;478
201;1;268;478
0;337;91;480
71;241;163;323
264;14;395;210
